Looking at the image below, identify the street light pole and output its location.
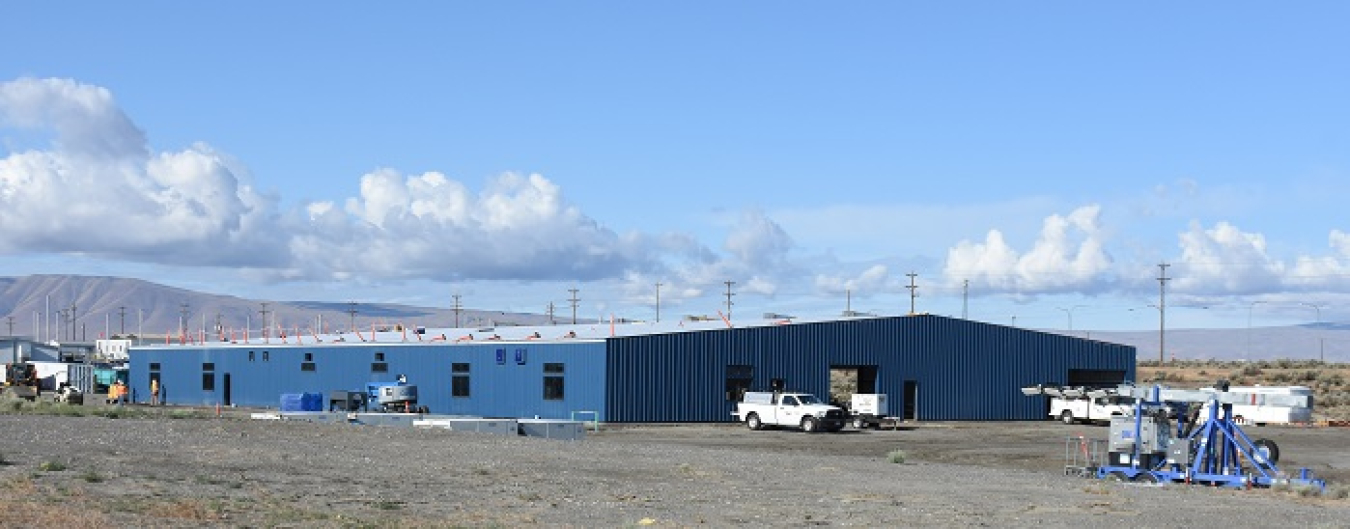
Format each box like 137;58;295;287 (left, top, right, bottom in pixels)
1247;301;1265;359
1056;305;1085;337
1303;302;1323;362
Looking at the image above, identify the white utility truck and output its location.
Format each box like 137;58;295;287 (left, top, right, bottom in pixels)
1031;386;1134;425
734;391;847;432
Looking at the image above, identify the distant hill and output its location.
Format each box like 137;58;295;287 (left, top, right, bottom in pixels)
1081;326;1347;363
0;274;554;341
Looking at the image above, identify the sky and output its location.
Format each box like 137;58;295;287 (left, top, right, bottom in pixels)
2;2;1349;332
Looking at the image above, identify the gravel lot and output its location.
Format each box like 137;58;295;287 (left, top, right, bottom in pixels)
1;408;1348;527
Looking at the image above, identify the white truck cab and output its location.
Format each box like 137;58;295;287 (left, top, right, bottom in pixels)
734;391;847;433
1051;395;1133;425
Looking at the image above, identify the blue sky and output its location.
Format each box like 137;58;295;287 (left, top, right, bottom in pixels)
3;2;1349;331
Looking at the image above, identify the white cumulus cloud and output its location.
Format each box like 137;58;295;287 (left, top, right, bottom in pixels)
942;205;1113;293
1172;221;1285;294
0;77;284;266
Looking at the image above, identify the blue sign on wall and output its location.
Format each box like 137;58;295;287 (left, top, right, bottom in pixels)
515;348;527;365
495;348;506;365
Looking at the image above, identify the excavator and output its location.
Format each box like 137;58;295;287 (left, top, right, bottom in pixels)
2;362;40;401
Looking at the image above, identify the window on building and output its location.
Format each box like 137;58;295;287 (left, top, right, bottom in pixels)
543;363;565;400
452;363;471;398
371;362;388;373
301;362;317;372
375;352;385;361
149;363;161;372
202;362;215;392
248;351;255;362
263;351;269;361
725;364;754;402
304;352;313;361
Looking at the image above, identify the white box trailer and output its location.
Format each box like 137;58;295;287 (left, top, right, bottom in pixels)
1197;385;1314;425
849;394;901;429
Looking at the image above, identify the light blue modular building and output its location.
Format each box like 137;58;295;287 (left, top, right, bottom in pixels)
129;314;1135;422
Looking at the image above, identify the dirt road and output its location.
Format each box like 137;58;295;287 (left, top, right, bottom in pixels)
1;412;1347;527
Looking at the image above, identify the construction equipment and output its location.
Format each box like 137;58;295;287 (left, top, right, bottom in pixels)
2;362;40;401
1023;382;1325;490
365;374;427;413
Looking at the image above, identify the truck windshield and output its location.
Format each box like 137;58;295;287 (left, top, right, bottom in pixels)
795;395;820;404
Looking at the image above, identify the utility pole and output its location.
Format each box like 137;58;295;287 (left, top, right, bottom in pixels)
723;281;736;320
259;302;271;342
905;272;918;315
347;301;358;332
451;294;463;328
846;289;852;315
547;302;556;325
118;306;127;335
655;282;663;323
178;303;190;338
962;279;969;319
1157;262;1170;363
5;316;12;336
568;288;580;324
70;303;78;342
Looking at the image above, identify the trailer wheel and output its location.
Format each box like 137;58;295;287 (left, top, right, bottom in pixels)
1105;471;1129;482
1254;438;1281;465
1060;410;1075;425
801;416;818;433
1134;472;1160;484
746;413;763;431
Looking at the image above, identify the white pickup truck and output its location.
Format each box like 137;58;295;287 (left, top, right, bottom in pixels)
1051;395;1133;425
734;391;847;433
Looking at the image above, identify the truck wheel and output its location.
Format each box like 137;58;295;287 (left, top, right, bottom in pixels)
853;417;868;430
1060;410;1075;425
801;417;818;433
1254;438;1280;465
746;413;763;431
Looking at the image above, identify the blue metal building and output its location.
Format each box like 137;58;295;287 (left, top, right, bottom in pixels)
129;315;1134;422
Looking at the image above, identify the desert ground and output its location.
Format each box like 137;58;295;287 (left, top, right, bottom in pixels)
1;400;1348;528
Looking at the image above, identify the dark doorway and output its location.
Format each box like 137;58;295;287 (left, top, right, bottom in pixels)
223;373;232;407
1067;369;1126;387
902;380;918;420
829;365;879;407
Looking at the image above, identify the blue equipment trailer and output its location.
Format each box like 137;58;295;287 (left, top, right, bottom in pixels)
1024;383;1325;490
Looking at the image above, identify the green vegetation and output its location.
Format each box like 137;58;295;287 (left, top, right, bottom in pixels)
887;449;907;464
37;460;67;472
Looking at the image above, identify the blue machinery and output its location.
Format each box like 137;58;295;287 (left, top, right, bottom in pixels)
1024;383;1325;490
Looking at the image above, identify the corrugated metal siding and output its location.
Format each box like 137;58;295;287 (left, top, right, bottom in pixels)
605;315;1134;422
131;341;608;420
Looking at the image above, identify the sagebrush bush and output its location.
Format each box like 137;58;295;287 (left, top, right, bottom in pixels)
887;450;907;464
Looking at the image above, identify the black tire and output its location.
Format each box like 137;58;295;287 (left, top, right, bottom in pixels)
1105;471;1129;482
853;417;868;430
1134;472;1160;484
1254;438;1281;465
801;416;818;433
1060;410;1075;425
746;413;763;431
